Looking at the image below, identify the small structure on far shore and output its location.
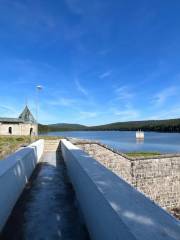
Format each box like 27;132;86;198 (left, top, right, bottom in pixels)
136;130;144;139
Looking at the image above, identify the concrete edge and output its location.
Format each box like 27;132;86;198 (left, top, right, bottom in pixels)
61;139;180;240
0;139;44;231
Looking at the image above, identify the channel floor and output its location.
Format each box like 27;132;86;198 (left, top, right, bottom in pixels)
1;150;90;240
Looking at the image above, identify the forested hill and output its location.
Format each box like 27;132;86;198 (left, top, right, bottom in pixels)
39;118;180;133
39;123;87;132
88;119;180;132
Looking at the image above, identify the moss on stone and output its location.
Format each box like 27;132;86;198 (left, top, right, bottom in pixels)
125;152;161;158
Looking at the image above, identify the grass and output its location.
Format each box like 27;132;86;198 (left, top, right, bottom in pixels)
125;151;161;158
0;136;33;160
0;135;63;160
38;135;63;140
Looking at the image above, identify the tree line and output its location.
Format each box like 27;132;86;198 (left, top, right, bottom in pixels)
39;118;180;133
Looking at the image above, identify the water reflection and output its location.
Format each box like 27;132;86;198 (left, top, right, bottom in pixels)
136;138;144;144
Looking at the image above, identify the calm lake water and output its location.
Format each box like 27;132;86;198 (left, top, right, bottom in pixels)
42;131;180;153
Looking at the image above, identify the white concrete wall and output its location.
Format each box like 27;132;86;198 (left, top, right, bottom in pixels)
61;139;180;240
0;139;44;231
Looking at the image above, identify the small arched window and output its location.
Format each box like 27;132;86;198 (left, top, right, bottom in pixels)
30;127;33;136
8;127;12;134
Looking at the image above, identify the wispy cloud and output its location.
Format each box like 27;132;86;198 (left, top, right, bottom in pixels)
0;104;14;112
0;104;20;117
112;107;139;121
37;109;63;124
115;85;134;101
47;97;76;107
106;85;139;121
99;70;112;79
148;105;180;120
79;111;98;119
152;86;178;107
75;78;88;96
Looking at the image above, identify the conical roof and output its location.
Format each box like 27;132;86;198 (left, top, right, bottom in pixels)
18;106;36;124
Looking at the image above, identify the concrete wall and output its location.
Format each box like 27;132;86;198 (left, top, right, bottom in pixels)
0;123;37;136
61;139;180;240
0;139;44;231
77;143;180;210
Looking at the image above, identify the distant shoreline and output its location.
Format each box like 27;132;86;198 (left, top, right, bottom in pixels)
39;129;180;134
39;118;180;133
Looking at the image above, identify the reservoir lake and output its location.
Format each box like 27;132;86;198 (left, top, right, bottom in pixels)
42;131;180;153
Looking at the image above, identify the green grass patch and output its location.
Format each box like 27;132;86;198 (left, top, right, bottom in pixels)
38;136;63;140
125;151;161;158
0;136;33;160
0;135;63;160
0;136;63;159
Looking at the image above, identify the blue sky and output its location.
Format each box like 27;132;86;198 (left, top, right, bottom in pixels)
1;0;180;125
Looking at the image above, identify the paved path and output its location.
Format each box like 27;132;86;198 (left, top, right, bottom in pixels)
2;151;90;240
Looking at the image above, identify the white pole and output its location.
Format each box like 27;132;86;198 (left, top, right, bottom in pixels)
36;85;43;137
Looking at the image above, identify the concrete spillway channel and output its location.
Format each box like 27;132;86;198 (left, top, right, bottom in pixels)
1;141;90;240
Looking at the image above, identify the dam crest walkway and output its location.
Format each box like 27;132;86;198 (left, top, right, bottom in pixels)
2;141;89;240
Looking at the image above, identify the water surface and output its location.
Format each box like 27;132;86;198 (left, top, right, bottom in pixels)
42;131;180;153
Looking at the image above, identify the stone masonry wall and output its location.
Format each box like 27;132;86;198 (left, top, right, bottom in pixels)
78;143;132;184
0;123;37;136
76;142;180;210
132;157;180;210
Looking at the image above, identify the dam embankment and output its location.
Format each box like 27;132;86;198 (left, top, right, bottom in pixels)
2;143;89;239
0;139;44;231
75;141;180;212
61;139;180;240
0;138;180;240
